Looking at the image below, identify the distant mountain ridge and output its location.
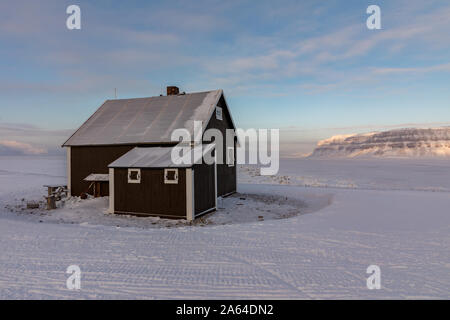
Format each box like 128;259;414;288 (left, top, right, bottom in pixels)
309;127;450;158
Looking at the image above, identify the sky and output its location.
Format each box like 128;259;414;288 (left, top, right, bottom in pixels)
0;0;449;156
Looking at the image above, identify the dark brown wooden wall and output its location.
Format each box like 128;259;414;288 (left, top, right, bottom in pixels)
70;144;175;196
194;163;216;215
114;168;187;218
204;95;237;196
70;145;134;196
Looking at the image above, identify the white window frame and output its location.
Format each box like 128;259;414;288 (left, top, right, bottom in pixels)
216;106;223;121
227;147;235;167
164;168;179;184
128;168;141;184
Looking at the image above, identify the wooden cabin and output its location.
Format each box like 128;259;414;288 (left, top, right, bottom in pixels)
62;87;237;220
108;145;216;219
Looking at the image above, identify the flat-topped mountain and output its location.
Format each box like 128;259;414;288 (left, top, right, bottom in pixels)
309;127;450;158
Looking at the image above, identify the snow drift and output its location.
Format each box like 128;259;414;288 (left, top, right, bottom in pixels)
309;127;450;158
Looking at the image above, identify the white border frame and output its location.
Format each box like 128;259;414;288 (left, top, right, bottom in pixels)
214;149;218;208
108;168;114;213
215;106;223;120
128;168;141;183
66;147;71;197
227;146;235;167
164;168;179;184
186;168;194;221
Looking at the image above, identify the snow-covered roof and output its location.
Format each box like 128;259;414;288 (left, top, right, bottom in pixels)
63;90;224;146
84;174;109;182
108;144;215;168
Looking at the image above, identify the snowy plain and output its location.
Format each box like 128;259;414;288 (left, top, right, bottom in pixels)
0;156;449;299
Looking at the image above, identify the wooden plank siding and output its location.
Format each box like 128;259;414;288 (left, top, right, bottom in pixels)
70;144;175;197
114;168;187;218
70;145;134;196
194;163;216;215
204;95;237;196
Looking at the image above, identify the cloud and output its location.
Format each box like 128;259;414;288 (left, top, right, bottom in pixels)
2;0;449;99
372;63;450;75
0;1;60;36
199;2;450;94
0;140;46;155
0;122;71;155
1;0;450;138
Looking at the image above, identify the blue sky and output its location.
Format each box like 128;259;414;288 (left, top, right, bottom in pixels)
0;0;449;155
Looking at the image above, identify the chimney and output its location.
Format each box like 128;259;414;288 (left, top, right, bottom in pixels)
166;86;179;96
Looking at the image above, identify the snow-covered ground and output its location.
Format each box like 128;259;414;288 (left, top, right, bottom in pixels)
0;156;449;299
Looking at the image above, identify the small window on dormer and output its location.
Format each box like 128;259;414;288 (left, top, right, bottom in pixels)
128;168;141;183
216;106;223;120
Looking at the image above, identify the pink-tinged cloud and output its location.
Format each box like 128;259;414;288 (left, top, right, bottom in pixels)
0;140;47;155
372;63;450;75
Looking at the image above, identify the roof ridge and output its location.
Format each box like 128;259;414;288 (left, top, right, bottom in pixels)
106;89;221;101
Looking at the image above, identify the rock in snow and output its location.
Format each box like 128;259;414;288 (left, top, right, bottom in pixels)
310;127;450;158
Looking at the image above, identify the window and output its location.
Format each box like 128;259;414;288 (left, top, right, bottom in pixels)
215;106;223;120
227;147;235;167
128;168;141;183
164;168;178;184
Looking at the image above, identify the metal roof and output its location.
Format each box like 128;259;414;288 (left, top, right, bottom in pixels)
84;174;109;182
108;144;215;168
63;90;224;146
